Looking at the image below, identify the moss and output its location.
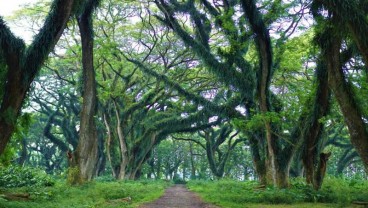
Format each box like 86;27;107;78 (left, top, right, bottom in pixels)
67;167;83;185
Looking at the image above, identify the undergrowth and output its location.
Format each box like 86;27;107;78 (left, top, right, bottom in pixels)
0;165;55;188
0;167;171;208
1;166;367;208
187;177;368;208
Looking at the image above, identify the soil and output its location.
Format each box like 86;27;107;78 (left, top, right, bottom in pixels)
139;184;219;208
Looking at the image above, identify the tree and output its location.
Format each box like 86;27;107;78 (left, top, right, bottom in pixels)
174;122;245;179
0;0;76;155
152;0;318;188
312;0;368;174
68;0;101;184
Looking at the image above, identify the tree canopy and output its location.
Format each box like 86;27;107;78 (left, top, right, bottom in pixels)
0;0;367;190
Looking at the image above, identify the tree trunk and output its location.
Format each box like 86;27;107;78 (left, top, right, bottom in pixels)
241;0;289;187
189;142;197;179
95;131;106;176
0;62;26;154
275;170;289;188
103;113;118;178
117;124;128;179
246;112;267;185
302;60;330;185
70;0;99;184
206;141;223;178
325;32;368;173
17;138;28;166
156;158;162;179
112;101;129;180
313;152;331;190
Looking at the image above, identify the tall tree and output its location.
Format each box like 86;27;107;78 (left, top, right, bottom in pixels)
68;0;101;184
312;0;368;174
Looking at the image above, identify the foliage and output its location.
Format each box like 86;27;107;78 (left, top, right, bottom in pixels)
2;0;367;193
0;179;170;208
94;175;116;182
0;144;16;166
187;178;368;207
0;113;33;166
0;165;55;188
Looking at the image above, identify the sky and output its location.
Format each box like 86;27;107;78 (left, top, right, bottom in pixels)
0;0;36;16
0;0;38;43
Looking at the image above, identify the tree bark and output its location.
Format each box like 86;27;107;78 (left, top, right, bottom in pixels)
275;165;290;188
103;112;118;178
246;107;267;185
302;60;330;186
0;57;25;155
325;33;368;173
71;0;99;183
313;152;331;190
242;0;291;187
17;138;28;166
189;142;197;179
112;101;129;180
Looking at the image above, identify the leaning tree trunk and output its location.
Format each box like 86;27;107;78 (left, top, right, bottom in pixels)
324;29;368;173
0;0;75;155
127;133;158;180
69;0;99;184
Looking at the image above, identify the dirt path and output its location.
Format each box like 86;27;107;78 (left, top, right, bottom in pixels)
139;184;219;208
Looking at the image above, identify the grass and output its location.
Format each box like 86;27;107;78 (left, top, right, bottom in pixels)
187;177;368;208
0;179;171;208
1;168;367;208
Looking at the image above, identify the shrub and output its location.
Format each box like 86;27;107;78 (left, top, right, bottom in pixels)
173;178;186;184
94;174;116;182
0;165;55;188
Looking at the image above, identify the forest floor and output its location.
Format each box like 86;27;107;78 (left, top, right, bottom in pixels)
139;184;219;208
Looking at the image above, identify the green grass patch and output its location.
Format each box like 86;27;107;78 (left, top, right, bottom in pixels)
0;179;171;208
187;177;368;208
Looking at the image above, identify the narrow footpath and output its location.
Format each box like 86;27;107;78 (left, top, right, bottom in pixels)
139;184;219;208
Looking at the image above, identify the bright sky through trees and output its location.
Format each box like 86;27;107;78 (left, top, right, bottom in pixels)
0;0;37;43
0;1;35;16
